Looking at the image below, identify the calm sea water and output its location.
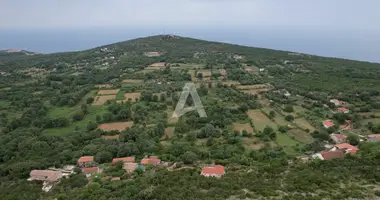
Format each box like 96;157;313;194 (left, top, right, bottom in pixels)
1;27;379;63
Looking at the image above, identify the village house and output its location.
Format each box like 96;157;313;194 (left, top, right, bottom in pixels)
29;170;63;182
336;107;350;113
331;143;359;154
329;99;345;106
323;120;335;129
201;165;225;178
141;156;161;166
77;156;94;168
112;156;135;163
123;162;139;173
330;133;347;144
367;134;380;142
82;167;102;178
312;150;345;161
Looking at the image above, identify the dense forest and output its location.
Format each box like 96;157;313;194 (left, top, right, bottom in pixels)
1;35;380;200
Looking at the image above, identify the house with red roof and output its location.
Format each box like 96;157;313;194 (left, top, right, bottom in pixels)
323;120;335;129
201;165;225;178
329;99;345;106
140;156;161;166
77;156;94;168
367;134;380;142
336;107;350;114
82;167;102;178
330;133;347;144
312;151;345;161
112;157;135;163
332;143;359;153
29;170;63;182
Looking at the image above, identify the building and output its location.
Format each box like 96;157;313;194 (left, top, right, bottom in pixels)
330;133;347;144
77;156;94;168
140;156;161;166
312;151;345;161
112;157;135;163
29;170;63;182
336;107;350;113
329;99;341;106
82;167;102;178
259;68;265;72
201;165;225;178
367;134;380;142
332;143;359;153
323;120;335;129
123;162;139;173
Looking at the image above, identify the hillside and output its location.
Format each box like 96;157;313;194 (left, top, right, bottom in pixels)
1;35;380;200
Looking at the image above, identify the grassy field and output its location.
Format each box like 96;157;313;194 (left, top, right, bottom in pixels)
288;129;313;143
232;123;254;133
276;133;299;146
116;90;125;100
48;91;97;118
247;109;277;132
294;118;317;131
43;105;109;136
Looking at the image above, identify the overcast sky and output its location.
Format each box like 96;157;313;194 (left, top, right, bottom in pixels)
2;0;380;31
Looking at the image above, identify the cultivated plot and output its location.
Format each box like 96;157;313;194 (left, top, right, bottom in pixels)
98;121;134;132
247;110;277;131
93;95;116;105
98;89;120;95
162;127;175;139
288;129;313;143
122;79;144;84
232;123;254;134
116;92;141;103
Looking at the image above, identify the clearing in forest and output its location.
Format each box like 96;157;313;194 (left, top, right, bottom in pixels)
116;92;141;103
143;51;161;57
98;89;120;95
237;84;269;90
145;62;167;70
243;137;264;150
294;118;316;131
95;84;113;88
162;127;175;139
98;121;134;132
122;79;144;84
221;81;240;86
247;110;277;131
242;89;271;95
93;95;116;105
232;123;254;134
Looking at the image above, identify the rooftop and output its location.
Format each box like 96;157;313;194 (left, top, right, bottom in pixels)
321;151;345;160
201;165;225;175
29;170;63;182
112;157;135;163
336;143;359;153
78;156;94;163
323;120;335;128
82;167;100;174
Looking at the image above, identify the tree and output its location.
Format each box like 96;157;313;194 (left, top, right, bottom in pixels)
87;121;97;131
81;104;88;114
278;126;288;133
269;110;276;119
285;115;294;122
197;72;203;79
72;111;85;121
181;151;198;164
284;105;294;113
86;97;94;104
95;151;113;163
347;134;360;146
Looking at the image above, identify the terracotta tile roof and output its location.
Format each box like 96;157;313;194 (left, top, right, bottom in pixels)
368;134;380;141
321;151;345;160
78;156;94;163
112;157;135;163
336;143;359;153
201;165;225;175
331;133;347;139
337;107;349;112
82;167;100;174
30;170;63;182
323;120;335;128
123;162;138;173
141;156;161;166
